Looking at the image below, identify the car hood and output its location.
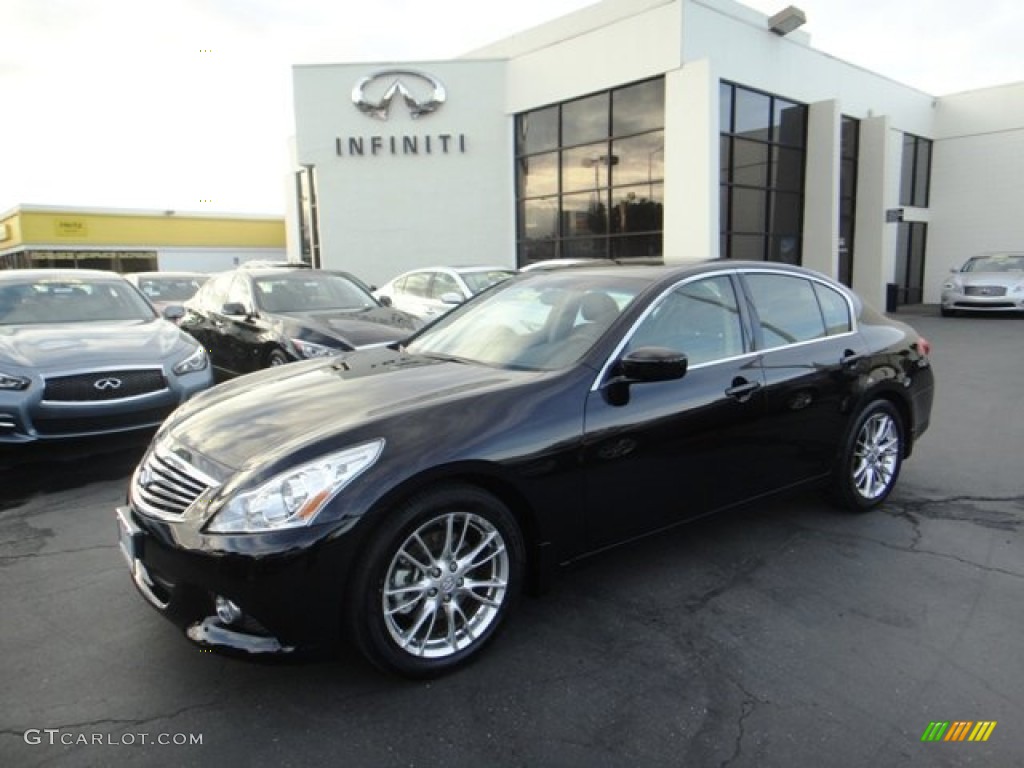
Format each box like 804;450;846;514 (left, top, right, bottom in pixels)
0;320;191;371
276;307;420;347
954;272;1024;288
165;347;543;471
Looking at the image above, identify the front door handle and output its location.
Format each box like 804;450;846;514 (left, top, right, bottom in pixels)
725;378;761;402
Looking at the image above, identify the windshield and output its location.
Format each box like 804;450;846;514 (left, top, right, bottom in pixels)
137;276;207;301
0;278;157;325
963;254;1024;272
254;273;377;312
460;269;516;295
406;272;647;370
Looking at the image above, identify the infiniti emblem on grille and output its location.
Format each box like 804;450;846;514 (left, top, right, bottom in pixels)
94;377;123;391
138;466;154;488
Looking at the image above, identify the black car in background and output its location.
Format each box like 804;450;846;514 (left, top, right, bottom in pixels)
179;267;421;378
117;262;934;677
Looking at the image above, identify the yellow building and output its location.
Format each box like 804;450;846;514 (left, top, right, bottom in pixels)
0;205;287;273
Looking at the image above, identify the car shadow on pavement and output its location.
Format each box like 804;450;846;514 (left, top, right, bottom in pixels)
0;433;151;511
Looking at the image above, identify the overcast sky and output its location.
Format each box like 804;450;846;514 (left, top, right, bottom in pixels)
2;0;1022;216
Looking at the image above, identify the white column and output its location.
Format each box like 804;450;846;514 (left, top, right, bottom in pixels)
662;59;717;263
802;100;840;278
852;115;893;310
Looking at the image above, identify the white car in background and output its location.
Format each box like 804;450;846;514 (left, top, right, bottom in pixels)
374;265;515;320
940;252;1024;316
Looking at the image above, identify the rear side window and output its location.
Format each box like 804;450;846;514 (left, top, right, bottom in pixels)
745;273;826;349
813;282;852;335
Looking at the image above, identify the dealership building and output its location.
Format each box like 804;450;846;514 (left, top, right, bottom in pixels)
290;0;1024;308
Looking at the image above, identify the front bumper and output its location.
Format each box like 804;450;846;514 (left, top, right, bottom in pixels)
0;369;213;444
115;505;358;656
941;290;1024;313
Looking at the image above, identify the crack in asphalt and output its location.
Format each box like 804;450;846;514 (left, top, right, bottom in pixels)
0;542;117;564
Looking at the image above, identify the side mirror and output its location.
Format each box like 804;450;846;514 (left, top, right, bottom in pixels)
619;346;688;383
439;292;464;306
221;302;249;317
162;304;186;322
377;295;393;307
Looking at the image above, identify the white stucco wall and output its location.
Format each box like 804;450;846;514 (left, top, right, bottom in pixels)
925;82;1024;301
293;60;514;287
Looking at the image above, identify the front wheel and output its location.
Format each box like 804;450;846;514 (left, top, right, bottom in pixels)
349;485;524;678
833;400;905;511
266;348;290;367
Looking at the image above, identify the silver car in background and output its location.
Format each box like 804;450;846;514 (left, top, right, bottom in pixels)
374;265;515;320
940;252;1024;316
0;270;213;444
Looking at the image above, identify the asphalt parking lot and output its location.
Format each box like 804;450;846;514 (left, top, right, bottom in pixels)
1;309;1022;767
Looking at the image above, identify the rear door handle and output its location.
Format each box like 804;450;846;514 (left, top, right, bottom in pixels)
725;378;761;402
840;350;865;367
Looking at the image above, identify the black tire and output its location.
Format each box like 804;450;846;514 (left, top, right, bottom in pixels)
348;484;524;678
940;307;956;318
266;348;290;367
833;399;905;511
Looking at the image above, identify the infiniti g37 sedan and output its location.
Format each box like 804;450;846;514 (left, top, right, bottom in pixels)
116;261;934;677
0;270;212;445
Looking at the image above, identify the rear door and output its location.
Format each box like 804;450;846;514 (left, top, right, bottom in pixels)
738;270;867;487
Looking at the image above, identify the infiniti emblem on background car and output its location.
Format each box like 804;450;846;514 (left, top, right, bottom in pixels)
94;377;123;391
351;69;446;121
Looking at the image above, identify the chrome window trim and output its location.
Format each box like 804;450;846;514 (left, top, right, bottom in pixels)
590;266;859;392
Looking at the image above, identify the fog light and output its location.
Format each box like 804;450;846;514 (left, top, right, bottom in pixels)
215;596;243;625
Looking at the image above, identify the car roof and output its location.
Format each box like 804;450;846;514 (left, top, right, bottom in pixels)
0;269;123;282
127;271;208;279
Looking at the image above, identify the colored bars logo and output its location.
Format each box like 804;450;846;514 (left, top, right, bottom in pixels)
921;721;997;742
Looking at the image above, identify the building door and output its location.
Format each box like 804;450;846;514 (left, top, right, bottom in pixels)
895;222;927;305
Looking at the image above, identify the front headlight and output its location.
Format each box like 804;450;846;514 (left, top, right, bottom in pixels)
173;344;208;375
0;371;30;390
291;338;343;359
205;439;385;533
941;281;957;291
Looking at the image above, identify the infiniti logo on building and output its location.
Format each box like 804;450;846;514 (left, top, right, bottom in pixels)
93;377;123;391
351;69;446;121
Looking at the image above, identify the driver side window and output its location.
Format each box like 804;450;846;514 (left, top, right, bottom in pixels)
627;276;744;366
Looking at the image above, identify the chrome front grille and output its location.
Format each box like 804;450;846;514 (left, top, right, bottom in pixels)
133;446;219;521
964;285;1007;297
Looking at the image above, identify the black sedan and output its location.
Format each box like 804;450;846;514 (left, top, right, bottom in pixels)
179;267;421;378
116;261;934;677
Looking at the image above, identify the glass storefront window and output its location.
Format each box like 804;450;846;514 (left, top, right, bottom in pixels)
514;77;665;264
517;105;559;155
613;79;665;135
611;131;664;187
519;152;559;198
562;92;610;147
720;82;807;264
562;143;612;193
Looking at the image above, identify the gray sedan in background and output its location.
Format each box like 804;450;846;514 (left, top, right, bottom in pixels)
940;252;1024;316
0;270;213;444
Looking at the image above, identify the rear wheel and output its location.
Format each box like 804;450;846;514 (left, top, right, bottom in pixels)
349;485;524;678
833;400;904;511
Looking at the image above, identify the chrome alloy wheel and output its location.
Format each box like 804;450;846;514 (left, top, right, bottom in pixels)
851;411;900;500
382;512;510;659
